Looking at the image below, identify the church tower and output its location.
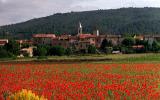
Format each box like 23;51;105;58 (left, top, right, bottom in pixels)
93;29;100;36
78;22;82;35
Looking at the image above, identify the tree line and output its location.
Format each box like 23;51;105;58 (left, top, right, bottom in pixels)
1;8;160;39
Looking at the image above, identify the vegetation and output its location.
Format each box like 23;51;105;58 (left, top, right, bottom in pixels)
1;8;160;39
49;46;65;56
8;89;47;100
1;63;160;99
121;37;135;47
65;48;73;56
87;45;96;54
4;40;20;56
0;47;12;58
100;39;113;53
152;40;160;52
33;46;47;57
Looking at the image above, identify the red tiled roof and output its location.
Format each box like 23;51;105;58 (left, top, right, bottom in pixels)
132;45;144;49
78;34;96;38
33;34;56;38
59;35;71;39
0;40;8;46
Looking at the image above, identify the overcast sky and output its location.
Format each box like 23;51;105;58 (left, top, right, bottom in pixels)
0;0;160;26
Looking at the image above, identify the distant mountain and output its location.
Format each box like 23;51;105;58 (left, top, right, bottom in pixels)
1;7;160;39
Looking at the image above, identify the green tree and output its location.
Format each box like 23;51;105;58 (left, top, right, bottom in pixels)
88;45;96;54
65;48;73;56
0;48;12;58
104;47;113;54
152;40;160;52
21;43;30;49
121;47;134;54
122;37;135;47
49;46;65;56
4;40;20;56
100;39;113;50
33;46;47;56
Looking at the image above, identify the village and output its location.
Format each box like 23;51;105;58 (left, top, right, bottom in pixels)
0;23;160;57
2;2;160;99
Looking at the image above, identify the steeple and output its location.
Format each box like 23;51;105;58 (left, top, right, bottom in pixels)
78;22;82;35
93;29;100;36
96;29;99;36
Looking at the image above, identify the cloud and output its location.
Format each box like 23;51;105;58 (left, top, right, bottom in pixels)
0;0;160;26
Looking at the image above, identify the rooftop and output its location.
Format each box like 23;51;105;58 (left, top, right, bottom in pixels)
78;34;96;39
33;34;56;38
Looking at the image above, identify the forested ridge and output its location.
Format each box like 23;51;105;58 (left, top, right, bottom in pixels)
1;7;160;39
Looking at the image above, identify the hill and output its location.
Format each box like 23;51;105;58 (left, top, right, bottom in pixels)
1;7;160;39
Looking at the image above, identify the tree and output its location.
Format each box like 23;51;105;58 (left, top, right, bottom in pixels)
49;46;65;56
2;8;160;39
122;37;135;47
65;48;73;56
0;48;12;58
88;45;96;54
33;46;47;56
121;46;134;54
104;47;113;54
4;40;20;56
152;40;160;52
21;43;30;49
100;39;113;50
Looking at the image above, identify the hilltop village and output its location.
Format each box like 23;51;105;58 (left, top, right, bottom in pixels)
0;23;160;57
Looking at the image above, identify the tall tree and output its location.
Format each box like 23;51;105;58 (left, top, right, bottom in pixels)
4;40;20;56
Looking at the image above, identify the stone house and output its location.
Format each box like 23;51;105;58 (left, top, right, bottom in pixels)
33;34;56;45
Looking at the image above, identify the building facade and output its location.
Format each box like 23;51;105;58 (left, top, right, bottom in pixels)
32;23;124;50
33;34;56;45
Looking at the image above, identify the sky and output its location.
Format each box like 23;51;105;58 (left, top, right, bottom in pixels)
0;0;160;26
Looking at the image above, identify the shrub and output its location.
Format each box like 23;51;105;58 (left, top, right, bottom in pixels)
65;48;73;56
0;48;13;58
49;46;65;56
88;45;96;54
121;47;134;54
8;89;47;100
4;40;20;56
152;40;160;53
23;52;29;57
33;46;47;57
100;39;113;50
104;47;113;54
122;37;135;47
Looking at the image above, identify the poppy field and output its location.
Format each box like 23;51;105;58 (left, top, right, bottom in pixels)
1;63;160;100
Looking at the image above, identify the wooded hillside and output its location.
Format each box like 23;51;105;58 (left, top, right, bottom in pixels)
1;7;160;39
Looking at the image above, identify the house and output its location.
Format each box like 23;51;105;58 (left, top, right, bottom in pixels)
75;34;96;50
16;40;33;48
20;47;35;57
33;34;56;45
75;24;100;50
134;35;144;40
52;38;70;48
0;39;8;46
31;23;123;51
52;34;72;48
106;34;122;46
95;34;122;48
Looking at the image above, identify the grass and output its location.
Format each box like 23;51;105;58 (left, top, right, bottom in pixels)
93;53;160;63
0;53;160;63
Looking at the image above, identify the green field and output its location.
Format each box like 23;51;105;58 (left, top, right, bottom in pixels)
0;53;160;63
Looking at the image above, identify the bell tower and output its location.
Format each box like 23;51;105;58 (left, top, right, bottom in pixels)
78;22;82;35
